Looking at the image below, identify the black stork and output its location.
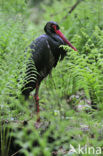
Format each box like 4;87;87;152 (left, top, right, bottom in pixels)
22;21;77;123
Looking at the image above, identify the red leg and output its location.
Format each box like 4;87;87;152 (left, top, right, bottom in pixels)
34;82;40;122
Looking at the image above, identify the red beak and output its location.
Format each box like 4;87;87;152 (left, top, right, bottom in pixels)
53;25;77;51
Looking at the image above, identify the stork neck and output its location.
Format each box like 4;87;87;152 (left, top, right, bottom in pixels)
48;33;64;44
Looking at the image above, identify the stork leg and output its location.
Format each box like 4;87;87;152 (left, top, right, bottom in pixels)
34;82;40;123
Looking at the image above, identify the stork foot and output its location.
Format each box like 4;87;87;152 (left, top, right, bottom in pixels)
35;121;41;129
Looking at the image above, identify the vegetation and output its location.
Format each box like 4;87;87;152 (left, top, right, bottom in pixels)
0;0;103;155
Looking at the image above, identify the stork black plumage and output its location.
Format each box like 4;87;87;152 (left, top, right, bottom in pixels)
22;21;77;122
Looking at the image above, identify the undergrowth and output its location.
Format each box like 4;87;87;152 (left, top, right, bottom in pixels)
0;0;103;156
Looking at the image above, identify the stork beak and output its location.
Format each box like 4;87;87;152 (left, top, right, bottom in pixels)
56;30;77;51
53;25;77;51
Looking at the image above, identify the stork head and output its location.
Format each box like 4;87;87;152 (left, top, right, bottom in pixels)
44;21;77;51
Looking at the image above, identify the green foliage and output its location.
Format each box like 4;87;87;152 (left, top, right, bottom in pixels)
0;0;27;13
1;0;103;156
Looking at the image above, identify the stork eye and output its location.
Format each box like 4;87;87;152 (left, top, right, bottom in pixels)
56;25;59;30
52;24;59;30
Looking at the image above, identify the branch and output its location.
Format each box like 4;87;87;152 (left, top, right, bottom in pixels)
62;0;84;20
10;149;22;156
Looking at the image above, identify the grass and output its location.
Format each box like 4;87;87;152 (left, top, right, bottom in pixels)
0;0;103;155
